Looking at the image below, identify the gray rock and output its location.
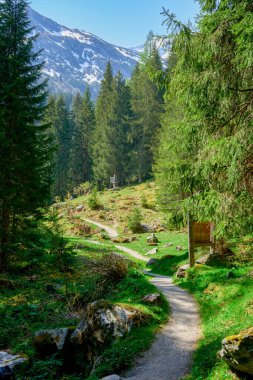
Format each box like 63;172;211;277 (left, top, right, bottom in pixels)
146;248;158;255
76;204;84;212
147;258;158;266
34;328;69;351
100;375;122;380
142;293;161;305
71;300;143;346
220;327;253;375
195;254;209;264
0;351;28;376
70;319;89;345
163;242;173;248
147;233;159;245
176;264;189;278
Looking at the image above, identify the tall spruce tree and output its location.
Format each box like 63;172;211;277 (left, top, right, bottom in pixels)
70;88;95;188
129;41;164;182
92;62;114;188
0;0;52;270
93;63;131;188
52;96;72;198
155;0;253;236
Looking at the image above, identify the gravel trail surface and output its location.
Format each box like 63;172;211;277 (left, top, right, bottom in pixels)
84;219;201;380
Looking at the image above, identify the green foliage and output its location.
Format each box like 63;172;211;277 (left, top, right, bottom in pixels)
128;208;143;233
28;355;62;380
177;264;253;380
87;188;101;210
0;0;53;270
92;63;132;188
73;181;92;197
70;88;95;189
155;0;253;238
129;46;164;183
141;195;149;209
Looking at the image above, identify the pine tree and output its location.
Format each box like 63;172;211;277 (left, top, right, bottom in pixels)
0;0;52;270
93;64;132;188
155;0;253;236
52;96;72;198
129;45;164;183
71;87;95;188
92;62;114;188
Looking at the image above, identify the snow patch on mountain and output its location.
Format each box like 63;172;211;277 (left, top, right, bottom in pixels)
28;6;140;97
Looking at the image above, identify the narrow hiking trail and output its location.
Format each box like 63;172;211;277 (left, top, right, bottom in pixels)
83;218;201;380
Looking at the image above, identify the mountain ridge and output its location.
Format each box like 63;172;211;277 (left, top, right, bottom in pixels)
28;6;140;97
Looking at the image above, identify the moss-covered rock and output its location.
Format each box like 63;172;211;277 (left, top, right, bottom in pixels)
220;327;253;375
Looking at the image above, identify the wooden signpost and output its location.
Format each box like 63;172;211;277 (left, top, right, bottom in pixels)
109;174;119;190
188;215;215;267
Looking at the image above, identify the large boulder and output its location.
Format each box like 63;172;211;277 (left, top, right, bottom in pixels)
220;327;253;375
0;351;28;379
34;328;70;354
100;375;123;380
71;300;143;346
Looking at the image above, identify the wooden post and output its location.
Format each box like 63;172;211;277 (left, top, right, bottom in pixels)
210;224;216;255
188;213;195;268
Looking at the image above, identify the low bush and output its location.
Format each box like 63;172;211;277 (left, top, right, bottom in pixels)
73;182;92;197
128;208;143;233
88;188;101;210
86;252;128;285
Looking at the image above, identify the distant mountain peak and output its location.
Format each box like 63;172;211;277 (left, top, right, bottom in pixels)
28;6;140;97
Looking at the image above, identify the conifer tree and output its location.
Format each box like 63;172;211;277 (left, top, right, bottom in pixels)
92;62;114;188
52;96;72;198
129;41;164;183
0;0;52;270
93;64;132;188
71;87;95;188
155;0;253;236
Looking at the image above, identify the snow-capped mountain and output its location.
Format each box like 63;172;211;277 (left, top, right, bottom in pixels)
28;7;140;97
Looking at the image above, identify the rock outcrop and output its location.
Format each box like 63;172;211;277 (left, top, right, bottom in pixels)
71;300;142;346
220;327;253;375
34;328;71;355
0;351;28;379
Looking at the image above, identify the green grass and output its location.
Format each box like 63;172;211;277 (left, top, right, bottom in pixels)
0;232;168;380
177;263;253;380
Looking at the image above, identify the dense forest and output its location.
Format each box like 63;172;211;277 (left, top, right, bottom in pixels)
0;0;252;380
47;44;164;195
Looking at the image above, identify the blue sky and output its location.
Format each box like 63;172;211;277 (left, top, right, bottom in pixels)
29;0;199;47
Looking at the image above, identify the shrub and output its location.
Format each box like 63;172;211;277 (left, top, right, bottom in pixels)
128;208;143;233
73;182;92;197
141;195;149;209
86;253;128;285
88;188;101;210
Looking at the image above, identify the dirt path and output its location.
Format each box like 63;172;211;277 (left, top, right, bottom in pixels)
83;218;118;238
84;219;201;380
